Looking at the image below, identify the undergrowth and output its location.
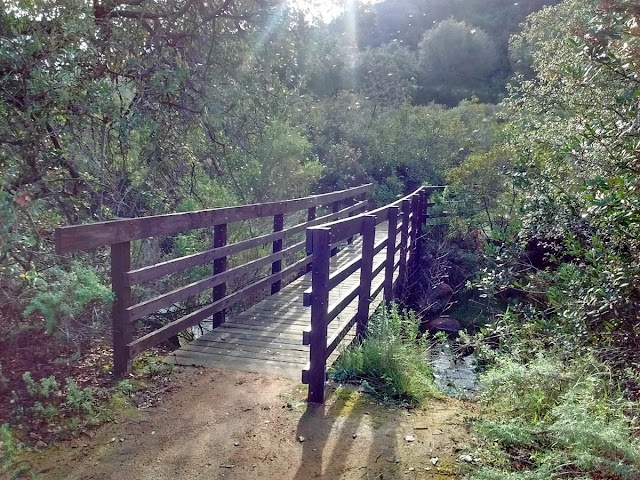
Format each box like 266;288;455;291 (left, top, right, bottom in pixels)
330;304;440;405
465;352;640;480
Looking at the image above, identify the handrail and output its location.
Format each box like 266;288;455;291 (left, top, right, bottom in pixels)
54;184;373;375
55;184;372;254
302;185;445;403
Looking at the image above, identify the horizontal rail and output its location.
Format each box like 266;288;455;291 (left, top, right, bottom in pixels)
126;241;306;322
373;238;387;256
317;186;444;244
126;199;367;286
303;255;362;306
56;184;372;254
326;315;357;359
372;259;385;279
128;255;311;357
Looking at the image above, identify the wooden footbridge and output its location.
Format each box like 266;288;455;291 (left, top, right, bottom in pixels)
55;184;443;403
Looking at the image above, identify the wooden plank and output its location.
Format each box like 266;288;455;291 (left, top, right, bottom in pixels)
191;336;309;353
126;240;306;323
171;350;302;377
326;315;357;359
212;223;227;328
271;214;284;294
398;199;410;298
307;227;330;403
303;256;362;306
327;283;360;324
306;206;316;273
385;206;399;303
373;237;387;256
178;343;308;364
125;201;366;287
112;242;132;375
56;184;372;254
356;215;376;337
127;256;311;357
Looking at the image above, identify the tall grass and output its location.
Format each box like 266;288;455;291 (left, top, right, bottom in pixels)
466;353;640;480
331;305;440;405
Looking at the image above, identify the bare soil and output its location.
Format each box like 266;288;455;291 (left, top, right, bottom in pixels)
21;367;477;480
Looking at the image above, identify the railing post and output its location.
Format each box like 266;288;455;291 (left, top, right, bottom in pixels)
271;213;284;294
212;223;227;328
112;241;132;376
346;197;356;245
356;215;376;337
384;206;399;304
415;189;425;262
306;207;316;273
307;227;331;404
397;199;410;298
409;193;421;278
331;201;340;257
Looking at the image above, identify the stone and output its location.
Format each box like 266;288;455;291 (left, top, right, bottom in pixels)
421;283;453;315
404;435;415;442
35;440;48;449
423;317;463;335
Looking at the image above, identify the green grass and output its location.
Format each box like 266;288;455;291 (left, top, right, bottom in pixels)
330;305;441;405
465;353;640;480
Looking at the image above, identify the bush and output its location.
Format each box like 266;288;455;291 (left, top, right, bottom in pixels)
22;263;113;337
331;305;440;405
466;353;640;480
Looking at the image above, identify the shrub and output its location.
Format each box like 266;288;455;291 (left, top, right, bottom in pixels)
22;263;113;337
331;305;440;405
466;353;640;480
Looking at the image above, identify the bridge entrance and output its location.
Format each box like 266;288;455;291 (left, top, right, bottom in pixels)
55;185;443;403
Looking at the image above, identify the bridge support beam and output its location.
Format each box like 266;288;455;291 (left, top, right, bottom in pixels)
384;206;399;304
356;215;376;337
307;227;331;404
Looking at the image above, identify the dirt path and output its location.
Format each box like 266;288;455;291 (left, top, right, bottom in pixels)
24;368;477;480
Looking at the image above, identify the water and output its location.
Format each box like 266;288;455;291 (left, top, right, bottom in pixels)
430;346;478;398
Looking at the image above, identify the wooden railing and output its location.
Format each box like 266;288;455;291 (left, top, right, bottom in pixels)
55;184;373;375
301;185;444;403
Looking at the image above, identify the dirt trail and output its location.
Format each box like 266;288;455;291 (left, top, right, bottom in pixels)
25;368;477;480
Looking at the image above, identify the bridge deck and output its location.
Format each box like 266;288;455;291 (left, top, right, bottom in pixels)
168;224;394;378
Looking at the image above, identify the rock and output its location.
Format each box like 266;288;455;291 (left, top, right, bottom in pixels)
35;440;48;449
234;442;239;446
421;283;453;315
404;435;415;442
422;317;463;335
459;454;473;463
352;433;357;439
431;457;439;465
298;436;305;443
29;432;42;441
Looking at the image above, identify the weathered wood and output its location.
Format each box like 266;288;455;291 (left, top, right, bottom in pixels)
326;315;357;359
126;240;306;323
306;227;330;403
385;205;399;303
303;256;362;306
331;202;340;257
112;242;132;375
356;215;376;337
55;184;373;254
327;283;360;324
409;193;420;279
127;256;311;357
373;237;387;256
271;214;284;294
398;199;410;298
306;206;316;273
212;223;227;328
